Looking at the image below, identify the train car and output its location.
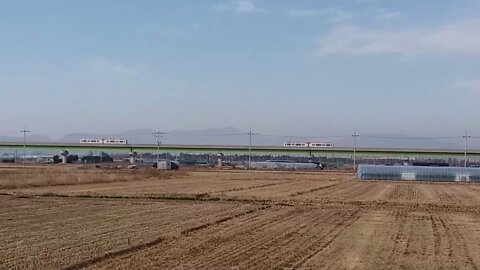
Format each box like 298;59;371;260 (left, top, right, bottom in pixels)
308;142;334;148
80;139;103;144
283;142;334;148
79;139;128;145
284;142;308;147
103;139;128;144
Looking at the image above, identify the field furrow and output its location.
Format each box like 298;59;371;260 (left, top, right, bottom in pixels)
3;168;480;269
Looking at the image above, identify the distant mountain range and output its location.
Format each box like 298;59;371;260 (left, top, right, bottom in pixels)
0;135;53;143
0;127;471;149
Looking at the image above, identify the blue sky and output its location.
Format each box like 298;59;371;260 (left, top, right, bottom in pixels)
1;0;480;138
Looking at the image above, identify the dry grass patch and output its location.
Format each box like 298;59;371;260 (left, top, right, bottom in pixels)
0;167;187;189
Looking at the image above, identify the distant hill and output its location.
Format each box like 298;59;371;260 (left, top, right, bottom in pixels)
0;128;472;149
332;135;463;150
0;135;52;143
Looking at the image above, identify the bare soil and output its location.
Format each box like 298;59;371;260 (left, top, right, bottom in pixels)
2;167;480;269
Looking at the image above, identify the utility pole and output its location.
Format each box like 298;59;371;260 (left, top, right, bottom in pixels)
352;130;360;171
152;129;165;164
463;130;470;168
20;127;31;165
247;129;253;170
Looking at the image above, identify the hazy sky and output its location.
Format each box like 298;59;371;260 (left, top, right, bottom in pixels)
1;0;480;137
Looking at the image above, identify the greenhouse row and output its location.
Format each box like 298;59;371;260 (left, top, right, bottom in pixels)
250;161;319;170
357;164;480;183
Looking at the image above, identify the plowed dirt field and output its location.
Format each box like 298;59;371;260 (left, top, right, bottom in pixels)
2;168;480;269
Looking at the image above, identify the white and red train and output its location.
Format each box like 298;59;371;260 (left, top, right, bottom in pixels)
80;138;128;145
283;142;334;148
79;139;332;147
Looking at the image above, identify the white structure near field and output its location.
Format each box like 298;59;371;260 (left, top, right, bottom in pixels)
357;165;480;182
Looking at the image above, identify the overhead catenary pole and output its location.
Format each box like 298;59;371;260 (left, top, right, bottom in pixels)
463;130;470;168
352;130;360;171
248;129;253;170
20;127;31;165
152;129;165;164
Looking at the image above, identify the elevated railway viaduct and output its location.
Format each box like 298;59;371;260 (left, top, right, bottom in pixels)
0;142;479;159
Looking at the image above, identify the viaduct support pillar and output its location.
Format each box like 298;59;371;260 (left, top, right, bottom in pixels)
129;151;137;164
217;153;224;168
61;150;69;164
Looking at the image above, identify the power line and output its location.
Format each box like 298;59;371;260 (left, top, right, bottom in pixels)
167;132;246;136
463;130;471;167
247;129;253;170
360;135;461;140
255;133;350;139
2;130;480;142
352;130;360;171
152;129;166;163
20;127;31;165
